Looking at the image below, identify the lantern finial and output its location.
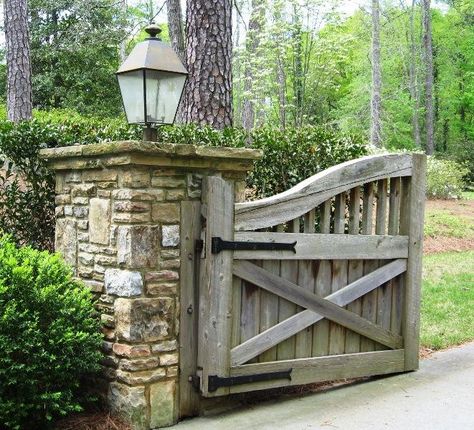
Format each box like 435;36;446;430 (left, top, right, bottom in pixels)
145;22;162;40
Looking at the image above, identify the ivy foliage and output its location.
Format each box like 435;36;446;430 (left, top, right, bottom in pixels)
0;234;102;429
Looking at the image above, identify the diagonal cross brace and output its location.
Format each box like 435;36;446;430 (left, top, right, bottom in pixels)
232;259;406;366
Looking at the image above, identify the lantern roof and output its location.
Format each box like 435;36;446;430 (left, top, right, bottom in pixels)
116;25;187;75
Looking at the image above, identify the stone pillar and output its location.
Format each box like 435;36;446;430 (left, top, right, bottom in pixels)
40;141;261;430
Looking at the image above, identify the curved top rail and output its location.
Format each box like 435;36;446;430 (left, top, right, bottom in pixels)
235;153;413;231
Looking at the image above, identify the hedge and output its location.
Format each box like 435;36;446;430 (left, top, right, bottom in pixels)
0;109;367;250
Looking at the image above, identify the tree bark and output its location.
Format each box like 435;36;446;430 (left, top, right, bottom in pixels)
423;0;435;155
184;0;233;129
370;0;382;147
4;0;33;122
409;0;421;148
292;4;304;127
242;0;265;131
166;0;186;64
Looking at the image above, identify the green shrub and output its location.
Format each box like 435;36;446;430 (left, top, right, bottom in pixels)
156;123;367;197
426;157;469;199
0;235;102;429
0;110;366;248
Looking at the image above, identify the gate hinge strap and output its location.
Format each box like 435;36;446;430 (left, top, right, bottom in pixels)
207;369;292;392
211;237;297;254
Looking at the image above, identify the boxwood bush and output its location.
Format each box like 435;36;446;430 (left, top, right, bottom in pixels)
0;109;366;249
0;234;102;429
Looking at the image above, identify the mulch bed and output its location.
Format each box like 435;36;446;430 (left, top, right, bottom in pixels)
54;412;131;430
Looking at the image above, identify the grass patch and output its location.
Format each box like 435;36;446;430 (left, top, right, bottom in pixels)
462;191;474;200
424;210;474;239
421;251;474;350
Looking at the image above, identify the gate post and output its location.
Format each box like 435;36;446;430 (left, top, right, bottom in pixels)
41;142;260;429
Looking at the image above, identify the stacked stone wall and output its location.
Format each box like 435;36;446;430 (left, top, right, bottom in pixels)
43;142;259;429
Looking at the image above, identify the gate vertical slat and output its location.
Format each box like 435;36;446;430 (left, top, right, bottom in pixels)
197;176;234;396
400;154;426;370
361;182;377;351
389;178;403;336
329;193;348;355
312;200;332;357
277;218;299;360
376;179;392;350
295;210;316;358
345;187;363;354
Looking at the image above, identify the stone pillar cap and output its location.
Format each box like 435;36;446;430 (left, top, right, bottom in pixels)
40;141;262;173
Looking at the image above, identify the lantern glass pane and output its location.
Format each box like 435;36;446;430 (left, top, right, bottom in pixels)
145;70;186;124
117;70;144;124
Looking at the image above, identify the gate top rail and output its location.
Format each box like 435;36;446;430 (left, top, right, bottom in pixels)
235;153;414;231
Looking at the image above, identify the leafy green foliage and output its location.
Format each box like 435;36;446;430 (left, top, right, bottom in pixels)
0;109;140;250
0;235;102;429
426;157;469;199
0;110;365;248
156;123;367;197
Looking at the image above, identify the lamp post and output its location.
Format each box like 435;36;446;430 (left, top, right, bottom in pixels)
116;23;188;141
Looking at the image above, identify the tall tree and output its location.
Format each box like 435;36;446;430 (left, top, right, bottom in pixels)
242;0;266;130
184;0;233;129
409;0;421;147
423;0;435;154
4;0;33;122
166;0;186;63
370;0;382;147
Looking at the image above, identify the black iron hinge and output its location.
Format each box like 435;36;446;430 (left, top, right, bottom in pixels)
207;369;292;392
211;237;297;255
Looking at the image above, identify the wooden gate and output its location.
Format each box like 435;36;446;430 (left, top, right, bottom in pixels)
193;153;426;398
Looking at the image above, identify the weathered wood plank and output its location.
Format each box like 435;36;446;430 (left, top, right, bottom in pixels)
179;201;201;417
227;350;405;394
329;193;347;355
388;177;403;336
312;200;332;357
235;154;413;230
295;210;316;358
375;179;391;351
231;276;242;348
197;176;234;396
345;187;363;354
231;259;406;365
400;154;426;370
361;182;377;352
259;260;279;362
277;219;299;360
233;232;408;260
233;261;404;350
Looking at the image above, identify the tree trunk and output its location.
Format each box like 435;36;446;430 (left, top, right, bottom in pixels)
242;0;265;131
292;5;303;127
166;0;186;64
184;0;233;129
119;0;127;62
423;0;435;155
409;0;421;148
370;0;382;147
4;0;33;122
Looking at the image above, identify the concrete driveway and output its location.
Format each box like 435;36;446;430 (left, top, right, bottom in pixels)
174;342;474;430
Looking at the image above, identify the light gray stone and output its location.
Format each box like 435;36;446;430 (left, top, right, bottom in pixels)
115;298;174;342
108;382;147;430
105;269;143;297
117;226;159;269
162;225;180;247
55;218;77;266
150;380;177;428
90;198;111;245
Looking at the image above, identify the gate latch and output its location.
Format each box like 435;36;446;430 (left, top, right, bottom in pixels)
211;237;297;255
207;369;292;392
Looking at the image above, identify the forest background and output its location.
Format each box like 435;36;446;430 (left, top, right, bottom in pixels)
0;0;472;162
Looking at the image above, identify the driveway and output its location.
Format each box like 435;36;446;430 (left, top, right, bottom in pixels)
174;342;474;430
